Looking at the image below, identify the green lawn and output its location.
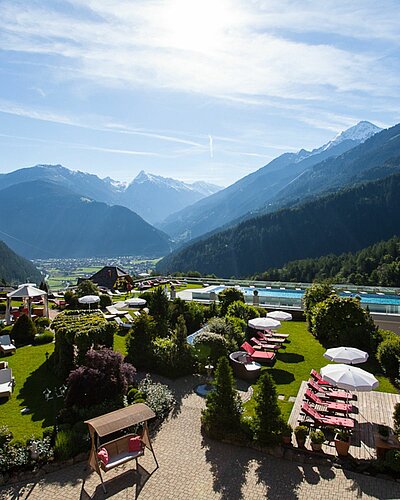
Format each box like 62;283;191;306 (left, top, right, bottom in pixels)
0;343;63;441
244;321;398;422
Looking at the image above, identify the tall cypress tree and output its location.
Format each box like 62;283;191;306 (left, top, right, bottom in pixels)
201;357;242;439
252;372;284;445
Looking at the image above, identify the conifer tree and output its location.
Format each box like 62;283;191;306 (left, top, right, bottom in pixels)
201;357;242;439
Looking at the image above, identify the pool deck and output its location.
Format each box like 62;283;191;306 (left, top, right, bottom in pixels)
289;381;400;460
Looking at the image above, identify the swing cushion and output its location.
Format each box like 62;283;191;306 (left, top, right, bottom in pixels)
128;436;144;452
97;447;109;465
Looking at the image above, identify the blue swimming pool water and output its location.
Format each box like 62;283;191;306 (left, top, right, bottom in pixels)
209;286;400;306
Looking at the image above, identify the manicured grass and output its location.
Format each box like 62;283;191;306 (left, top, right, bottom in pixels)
0;343;63;441
114;332;128;357
243;321;398;422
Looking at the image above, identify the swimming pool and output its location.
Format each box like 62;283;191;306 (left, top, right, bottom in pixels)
192;285;400;314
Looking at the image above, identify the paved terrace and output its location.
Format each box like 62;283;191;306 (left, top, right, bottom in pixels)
1;375;400;499
289;381;400;460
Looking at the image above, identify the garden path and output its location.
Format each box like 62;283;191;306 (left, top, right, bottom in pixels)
1;374;400;499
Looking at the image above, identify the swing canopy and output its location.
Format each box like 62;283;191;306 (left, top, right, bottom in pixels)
85;403;158;492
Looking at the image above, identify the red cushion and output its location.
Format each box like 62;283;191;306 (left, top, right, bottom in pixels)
97;447;109;465
128;436;144;452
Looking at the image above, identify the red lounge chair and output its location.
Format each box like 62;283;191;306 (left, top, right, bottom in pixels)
241;342;276;364
310;368;331;386
255;331;286;344
301;403;354;430
307;379;355;401
251;337;281;351
263;328;289;339
304;389;354;414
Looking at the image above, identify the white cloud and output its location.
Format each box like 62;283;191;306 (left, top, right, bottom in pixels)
1;0;398;103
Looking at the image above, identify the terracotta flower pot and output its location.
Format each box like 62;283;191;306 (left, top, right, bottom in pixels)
334;434;350;457
311;442;322;452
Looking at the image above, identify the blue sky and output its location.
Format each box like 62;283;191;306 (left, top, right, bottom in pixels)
0;0;399;186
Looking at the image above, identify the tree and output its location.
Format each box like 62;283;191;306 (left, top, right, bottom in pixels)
76;280;99;298
377;333;400;379
126;313;157;370
303;282;335;331
148;286;170;336
252;372;284;445
227;301;260;322
218;287;245;316
65;348;136;407
311;296;379;352
201;357;242;439
11;314;37;346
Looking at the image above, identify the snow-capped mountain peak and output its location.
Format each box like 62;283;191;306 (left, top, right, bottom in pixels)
325;121;382;150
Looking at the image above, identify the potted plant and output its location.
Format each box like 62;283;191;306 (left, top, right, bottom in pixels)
334;429;351;457
294;425;308;448
378;424;390;442
281;423;292;445
309;429;325;452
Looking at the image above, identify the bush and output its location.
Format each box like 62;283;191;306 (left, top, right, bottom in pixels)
34;330;54;345
218;288;245;316
54;429;88;461
99;294;112;308
384;449;400;474
0;425;13;449
0;443;30;473
303;283;334;330
126;314;157;370
34;317;51;332
76;280;99;298
377;334;400;379
138;375;175;419
311;295;378;353
65;348;136;407
127;388;146;405
310;429;325;444
226;301;260;322
193;331;228;366
11;314;37;346
201;357;242;440
393;402;400;435
251;372;285;445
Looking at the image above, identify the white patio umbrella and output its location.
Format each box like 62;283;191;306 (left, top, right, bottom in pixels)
323;347;368;365
320;364;379;392
248;317;281;330
78;295;100;310
125;297;147;307
266;311;293;321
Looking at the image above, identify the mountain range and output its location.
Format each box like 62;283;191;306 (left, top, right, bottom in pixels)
0;165;220;225
0;180;171;258
0;241;42;284
156;173;400;277
159;121;383;241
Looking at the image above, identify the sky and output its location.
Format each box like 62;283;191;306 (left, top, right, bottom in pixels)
0;0;399;186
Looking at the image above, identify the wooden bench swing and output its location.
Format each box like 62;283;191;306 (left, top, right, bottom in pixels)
85;403;159;493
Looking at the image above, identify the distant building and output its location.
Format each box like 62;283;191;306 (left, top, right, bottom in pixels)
78;266;134;291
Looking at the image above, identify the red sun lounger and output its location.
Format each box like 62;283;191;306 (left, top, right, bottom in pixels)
307;379;355;401
251;337;281;351
301;403;354;430
241;342;276;363
310;369;331;386
304;389;354;414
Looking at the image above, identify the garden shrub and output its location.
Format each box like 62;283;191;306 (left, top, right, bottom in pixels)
0;425;13;448
193;331;228;366
311;295;378;352
218;287;245;316
225;316;246;349
377;334;400;379
138;374;175;419
11;314;37;346
303;282;334;330
99;294;112;308
34;330;54;345
54;429;87;461
251;372;285;445
226;301;260;322
34;317;51;332
0;443;30;473
65;348;136;407
169;298;205;334
127;388;146;404
384;449;400;474
201;357;242;440
126;313;157;370
393;402;400;435
76;280;99;297
64;290;79;308
52;311;116;378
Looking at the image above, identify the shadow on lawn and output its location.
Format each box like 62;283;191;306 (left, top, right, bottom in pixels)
267;368;295;385
17;358;63;427
277;352;304;364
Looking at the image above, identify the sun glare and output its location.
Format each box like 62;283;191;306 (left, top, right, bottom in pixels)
151;0;239;54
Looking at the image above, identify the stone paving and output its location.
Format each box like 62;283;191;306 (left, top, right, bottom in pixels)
1;375;400;499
